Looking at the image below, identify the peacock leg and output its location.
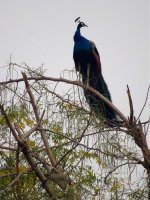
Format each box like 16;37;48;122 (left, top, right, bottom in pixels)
78;63;81;82
86;63;91;87
76;63;81;82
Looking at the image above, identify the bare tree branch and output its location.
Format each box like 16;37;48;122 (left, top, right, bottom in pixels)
22;110;45;139
0;74;130;127
137;85;150;121
0;104;57;199
127;85;134;125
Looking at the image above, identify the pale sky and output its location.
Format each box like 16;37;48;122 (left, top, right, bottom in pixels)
0;0;149;120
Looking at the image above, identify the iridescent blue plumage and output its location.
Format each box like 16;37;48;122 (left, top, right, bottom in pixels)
73;19;118;123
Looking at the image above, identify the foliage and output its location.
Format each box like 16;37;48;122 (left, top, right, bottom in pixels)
0;63;149;199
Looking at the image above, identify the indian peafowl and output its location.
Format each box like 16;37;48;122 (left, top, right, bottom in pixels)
73;17;119;124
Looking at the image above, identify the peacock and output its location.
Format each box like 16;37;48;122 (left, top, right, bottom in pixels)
73;17;119;124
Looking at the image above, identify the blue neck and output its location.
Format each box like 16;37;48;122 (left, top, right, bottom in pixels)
74;26;82;41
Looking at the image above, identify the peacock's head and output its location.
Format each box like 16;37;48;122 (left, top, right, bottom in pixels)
75;17;88;29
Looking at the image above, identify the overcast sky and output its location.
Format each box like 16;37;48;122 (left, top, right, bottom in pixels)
0;0;149;120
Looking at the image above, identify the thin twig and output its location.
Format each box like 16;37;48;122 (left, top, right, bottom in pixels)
137;85;150;121
104;162;138;184
6;171;24;191
22;110;45;139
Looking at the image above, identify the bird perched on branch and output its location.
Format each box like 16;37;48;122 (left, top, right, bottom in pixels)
73;17;119;124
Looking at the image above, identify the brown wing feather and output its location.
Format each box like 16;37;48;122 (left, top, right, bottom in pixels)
90;41;102;73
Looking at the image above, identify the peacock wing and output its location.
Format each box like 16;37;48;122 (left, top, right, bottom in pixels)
90;41;102;74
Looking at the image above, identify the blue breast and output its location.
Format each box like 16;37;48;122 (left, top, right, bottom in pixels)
74;30;92;55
